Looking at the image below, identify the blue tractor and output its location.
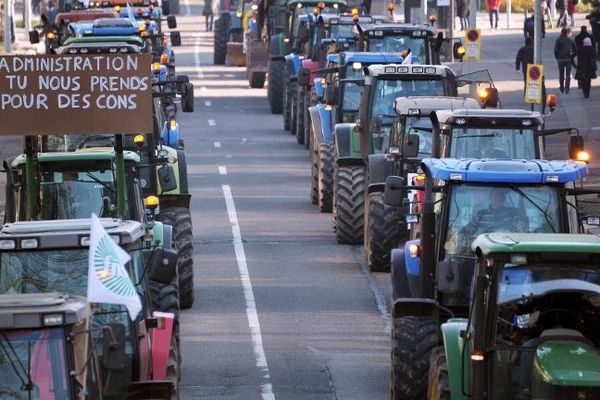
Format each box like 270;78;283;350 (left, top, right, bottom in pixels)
213;0;254;65
385;157;595;399
307;52;402;212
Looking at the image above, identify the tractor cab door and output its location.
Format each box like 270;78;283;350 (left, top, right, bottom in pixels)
456;69;500;108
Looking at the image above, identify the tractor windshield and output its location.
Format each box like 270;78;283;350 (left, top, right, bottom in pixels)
0;328;72;400
329;23;355;39
369;77;447;153
367;35;428;62
340;65;363;121
396;116;433;157
444;185;561;257
448;128;537;159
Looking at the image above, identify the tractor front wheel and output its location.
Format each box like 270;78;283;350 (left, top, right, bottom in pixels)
317;143;334;212
268;60;284;114
158;207;195;309
283;66;292;130
427;347;451;400
249;71;266;88
334;165;366;244
310;133;318;205
296;87;305;145
213;17;229;65
303;91;311;149
390;316;438;400
365;192;404;272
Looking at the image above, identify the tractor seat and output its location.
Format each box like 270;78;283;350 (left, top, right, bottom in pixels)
539;328;593;346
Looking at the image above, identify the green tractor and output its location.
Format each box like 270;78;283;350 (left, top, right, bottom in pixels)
430;232;600;399
0;218;181;399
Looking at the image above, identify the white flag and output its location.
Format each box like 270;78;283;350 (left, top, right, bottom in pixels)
87;214;141;320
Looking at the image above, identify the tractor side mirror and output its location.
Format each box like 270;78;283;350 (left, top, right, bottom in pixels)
403;133;420;158
437;260;459;293
146;247;178;283
29;30;40;44
102;323;127;370
323;85;336;105
297;67;310;86
383;175;406;206
162;0;171;15
157;165;178;192
434;31;443;52
181;82;194;112
170;31;181;46
167;15;177;29
569;135;586;161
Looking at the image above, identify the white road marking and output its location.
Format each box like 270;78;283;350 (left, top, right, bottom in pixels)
591;127;600;131
214;141;221;148
242;138;247;143
205;100;212;107
222;185;276;400
218;166;227;175
201;86;208;91
225;154;233;158
194;33;202;77
208;119;216;126
184;0;191;16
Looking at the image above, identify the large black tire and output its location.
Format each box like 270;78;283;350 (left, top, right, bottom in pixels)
317;143;334;213
249;71;266;88
303;91;311;149
213;17;229;65
334;165;366;244
157;208;195;309
149;279;181;369
176;150;188;194
310;135;318;205
427;347;451;400
296;87;305;144
167;332;181;399
364;192;404;272
268;60;284;114
390;317;438;400
283;65;293;130
290;84;297;136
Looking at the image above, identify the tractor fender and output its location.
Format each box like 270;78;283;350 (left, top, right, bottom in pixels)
300;58;319;87
284;53;302;79
313;77;324;98
310;103;334;145
392;297;439;319
391;248;411;301
367;153;393;194
441;319;470;400
270;33;285;59
404;239;422;297
150;311;175;380
334;123;363;166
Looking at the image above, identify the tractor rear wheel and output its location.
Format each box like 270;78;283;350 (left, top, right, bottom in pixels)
283;66;292;130
317;143;334;212
268;60;284;114
365;192;403;272
213;17;229;65
303;91;311;149
158;207;195;309
290;85;297;136
334;165;366;244
427;347;451;400
296;87;305;144
310;134;318;205
390;316;438;400
249;71;266;88
167;331;181;398
149;278;181;367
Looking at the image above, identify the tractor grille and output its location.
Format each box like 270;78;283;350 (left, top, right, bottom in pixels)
537;382;600;399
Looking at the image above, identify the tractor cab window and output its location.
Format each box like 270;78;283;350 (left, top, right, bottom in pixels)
36;169;118;220
444;185;560;257
329;23;355;39
489;263;600;399
0;327;72;400
448;128;537;159
369;78;445;153
367;35;427;62
340;65;363;121
396;116;433;157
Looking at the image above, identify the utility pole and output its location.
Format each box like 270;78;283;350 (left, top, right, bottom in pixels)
24;0;32;32
469;0;476;29
506;0;512;28
4;0;11;53
534;0;543;113
420;0;427;24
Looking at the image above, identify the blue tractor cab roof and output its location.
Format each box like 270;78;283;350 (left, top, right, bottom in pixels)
421;158;588;184
359;23;436;36
339;52;403;65
71;17;140;36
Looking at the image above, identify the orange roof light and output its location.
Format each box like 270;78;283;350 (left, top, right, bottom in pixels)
546;93;558;108
134;134;146;146
429;15;437;23
387;2;395;11
141;31;149;37
47;32;56;40
477;88;489;100
113;5;121;12
145;195;159;209
317;1;326;9
351;7;359;15
160;53;169;64
312;6;319;14
576;150;591;163
138;24;146;32
152;62;161;73
352;14;359;22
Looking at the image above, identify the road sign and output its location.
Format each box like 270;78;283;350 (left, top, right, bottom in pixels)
464;29;481;61
525;64;543;104
0;54;153;136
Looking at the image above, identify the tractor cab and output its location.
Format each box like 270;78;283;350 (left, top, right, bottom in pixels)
387;158;595;398
433;233;600;400
0;219;178;399
357;23;441;64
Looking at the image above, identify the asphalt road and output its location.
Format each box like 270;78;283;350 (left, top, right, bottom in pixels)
175;3;392;399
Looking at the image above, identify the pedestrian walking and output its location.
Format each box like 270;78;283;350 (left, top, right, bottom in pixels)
586;4;600;57
554;27;577;93
516;37;535;83
567;0;577;27
574;37;597;97
575;25;591;50
542;0;555;29
487;0;499;29
556;0;567;27
203;0;214;31
457;0;470;31
524;13;545;39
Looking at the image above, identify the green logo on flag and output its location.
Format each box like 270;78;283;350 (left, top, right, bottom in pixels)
93;234;135;297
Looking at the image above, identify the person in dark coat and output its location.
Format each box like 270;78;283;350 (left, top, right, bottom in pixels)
556;0;567;27
575;25;592;50
586;4;600;57
457;0;470;31
516;37;535;83
524;13;545;40
203;0;214;31
574;36;598;98
554;27;577;92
